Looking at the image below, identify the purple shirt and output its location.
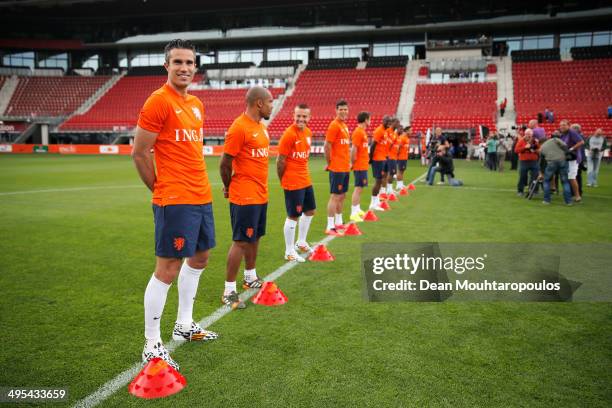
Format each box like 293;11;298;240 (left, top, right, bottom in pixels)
532;127;546;142
560;129;584;163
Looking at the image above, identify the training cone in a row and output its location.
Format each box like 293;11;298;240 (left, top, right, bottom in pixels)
128;358;186;399
399;187;409;196
363;210;379;221
408;183;416;191
343;223;363;236
388;193;398;202
379;201;391;211
309;244;335;261
378;193;388;201
252;281;288;306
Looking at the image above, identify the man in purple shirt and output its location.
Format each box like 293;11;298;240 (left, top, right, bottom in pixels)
529;119;546;143
559;119;584;202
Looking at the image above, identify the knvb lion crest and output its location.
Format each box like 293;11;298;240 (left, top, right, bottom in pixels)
296;205;303;214
173;237;185;251
246;227;254;238
191;106;202;121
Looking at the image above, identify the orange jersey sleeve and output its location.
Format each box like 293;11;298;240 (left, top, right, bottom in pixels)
388;131;399;159
224;113;270;205
138;84;211;206
398;135;410;160
326;119;351;172
372;125;388;161
351;127;369;171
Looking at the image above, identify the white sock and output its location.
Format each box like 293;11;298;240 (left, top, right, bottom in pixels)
327;216;335;230
297;214;313;244
386;184;393;194
224;281;236;296
244;268;257;282
144;275;171;341
335;213;343;226
369;195;377;207
397;180;404;189
351;205;360;215
283;218;297;253
176;261;204;325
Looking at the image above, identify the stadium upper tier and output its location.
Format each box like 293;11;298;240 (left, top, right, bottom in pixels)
410;82;497;141
60;75;284;132
3;76;109;117
267;67;405;138
514;59;612;135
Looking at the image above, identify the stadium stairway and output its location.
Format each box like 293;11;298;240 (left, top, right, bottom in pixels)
265;64;305;126
0;76;19;116
496;56;517;134
396;59;421;124
60;73;126;128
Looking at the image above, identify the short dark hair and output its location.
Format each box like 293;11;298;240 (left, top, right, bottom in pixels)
404;126;411;132
336;99;348;108
296;103;309;110
164;39;196;63
357;111;370;123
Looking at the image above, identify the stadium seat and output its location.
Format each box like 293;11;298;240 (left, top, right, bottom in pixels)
513;58;612;136
410;82;497;142
3;76;110;117
267;67;405;139
60;75;285;134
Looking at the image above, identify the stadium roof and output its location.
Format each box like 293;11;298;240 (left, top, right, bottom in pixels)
1;0;611;44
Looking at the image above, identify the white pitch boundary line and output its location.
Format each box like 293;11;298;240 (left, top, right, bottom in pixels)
71;171;426;408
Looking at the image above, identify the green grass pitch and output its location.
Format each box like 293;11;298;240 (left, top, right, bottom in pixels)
0;154;611;407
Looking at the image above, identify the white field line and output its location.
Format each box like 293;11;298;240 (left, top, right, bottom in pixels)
70;171;425;408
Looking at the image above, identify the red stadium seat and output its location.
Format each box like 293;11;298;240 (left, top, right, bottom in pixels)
513;59;612;136
268;67;405;139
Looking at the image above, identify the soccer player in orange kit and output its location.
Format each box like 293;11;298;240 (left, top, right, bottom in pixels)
350;111;371;222
132;39;218;371
220;86;273;309
277;104;316;262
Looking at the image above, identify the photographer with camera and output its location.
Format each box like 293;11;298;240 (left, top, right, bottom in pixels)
425;127;449;184
514;128;540;197
427;146;462;186
586;128;607;187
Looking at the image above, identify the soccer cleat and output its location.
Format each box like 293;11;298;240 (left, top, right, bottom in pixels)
142;340;180;371
295;241;313;253
369;205;385;211
242;277;264;289
221;291;246;310
285;250;306;263
334;223;347;230
357;209;366;217
172;321;218;342
349;213;364;223
325;228;344;236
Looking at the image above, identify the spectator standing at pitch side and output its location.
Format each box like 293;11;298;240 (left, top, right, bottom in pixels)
539;133;573;205
586;128;607;187
515;128;540;196
559;119;584;202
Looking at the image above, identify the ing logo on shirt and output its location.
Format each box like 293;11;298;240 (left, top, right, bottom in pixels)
174;128;204;142
292;151;309;159
340;138;350;145
250;148;269;158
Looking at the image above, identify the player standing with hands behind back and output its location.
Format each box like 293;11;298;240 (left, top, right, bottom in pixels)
220;86;273;310
132;39;218;371
324;100;351;235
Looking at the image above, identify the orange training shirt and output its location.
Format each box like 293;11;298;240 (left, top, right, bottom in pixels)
137;83;212;206
398;134;410;160
325;118;351;172
372;125;388;161
223;113;270;205
351;126;369;171
278;124;312;190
